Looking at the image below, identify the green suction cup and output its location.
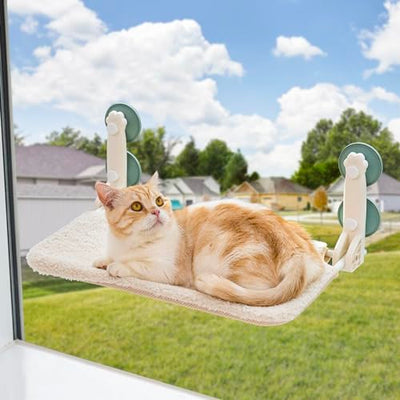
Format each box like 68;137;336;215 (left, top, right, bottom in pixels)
337;199;381;237
105;103;141;142
338;142;383;186
127;152;142;186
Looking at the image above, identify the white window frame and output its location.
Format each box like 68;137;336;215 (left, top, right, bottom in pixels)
0;0;23;345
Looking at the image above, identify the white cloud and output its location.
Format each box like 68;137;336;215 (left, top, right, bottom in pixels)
388;118;400;142
360;1;400;76
20;16;38;34
343;85;400;104
33;46;51;61
8;0;106;48
246;141;303;177
188;114;277;153
276;83;400;139
11;18;243;126
273;36;326;60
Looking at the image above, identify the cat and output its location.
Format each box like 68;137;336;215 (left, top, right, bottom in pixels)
94;173;324;306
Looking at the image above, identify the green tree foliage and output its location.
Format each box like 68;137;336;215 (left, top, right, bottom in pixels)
247;171;260;182
46;126;81;147
46;126;107;158
222;150;248;191
77;133;107;158
175;136;200;176
14;124;25;146
198;139;233;181
128;127;179;178
292;108;400;188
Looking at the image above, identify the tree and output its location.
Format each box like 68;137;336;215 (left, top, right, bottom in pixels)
222;150;248;191
13;124;25;146
46;126;81;147
128;127;179;178
77;133;107;158
198;139;233;183
175;137;200;176
247;171;260;182
313;186;328;224
46;126;107;158
292;108;400;188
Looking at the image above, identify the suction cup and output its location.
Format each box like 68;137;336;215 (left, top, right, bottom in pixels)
338;142;383;186
127;151;142;186
337;199;381;237
105;103;141;142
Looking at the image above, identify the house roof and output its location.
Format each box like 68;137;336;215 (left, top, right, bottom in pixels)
181;176;220;196
16;183;97;198
249;177;311;194
159;180;186;196
15;144;105;180
328;172;400;196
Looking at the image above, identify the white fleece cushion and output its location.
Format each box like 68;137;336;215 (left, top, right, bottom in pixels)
27;208;342;326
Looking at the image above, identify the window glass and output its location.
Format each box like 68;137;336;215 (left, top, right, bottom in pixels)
7;1;400;399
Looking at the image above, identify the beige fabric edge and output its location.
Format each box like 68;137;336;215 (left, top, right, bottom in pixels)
26;209;343;326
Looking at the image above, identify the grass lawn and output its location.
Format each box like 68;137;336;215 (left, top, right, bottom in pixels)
277;210;312;217
301;223;342;248
21;258;98;299
367;231;400;253
23;250;400;400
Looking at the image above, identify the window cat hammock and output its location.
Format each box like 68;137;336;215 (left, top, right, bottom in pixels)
26;104;382;326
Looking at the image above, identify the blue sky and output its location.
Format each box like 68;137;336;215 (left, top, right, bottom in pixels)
7;0;400;177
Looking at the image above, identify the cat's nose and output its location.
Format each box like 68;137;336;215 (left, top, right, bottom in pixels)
151;209;160;217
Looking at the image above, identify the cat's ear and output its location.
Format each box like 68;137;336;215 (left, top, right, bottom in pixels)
146;171;159;189
95;182;120;209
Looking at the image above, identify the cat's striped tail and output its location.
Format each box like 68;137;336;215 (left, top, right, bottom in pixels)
194;255;322;306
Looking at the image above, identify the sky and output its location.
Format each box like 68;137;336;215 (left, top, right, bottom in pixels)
7;0;400;177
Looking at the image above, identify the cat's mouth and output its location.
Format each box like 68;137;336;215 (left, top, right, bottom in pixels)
149;218;163;229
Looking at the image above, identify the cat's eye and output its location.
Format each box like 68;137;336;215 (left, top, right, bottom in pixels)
155;196;164;207
131;201;143;212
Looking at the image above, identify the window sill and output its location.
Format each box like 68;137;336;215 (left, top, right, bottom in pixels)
0;341;211;400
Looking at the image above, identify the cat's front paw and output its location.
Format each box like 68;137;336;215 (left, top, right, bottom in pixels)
106;110;127;135
93;256;113;270
107;262;132;278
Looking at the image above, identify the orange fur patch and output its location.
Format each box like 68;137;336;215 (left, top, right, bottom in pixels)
99;179;324;306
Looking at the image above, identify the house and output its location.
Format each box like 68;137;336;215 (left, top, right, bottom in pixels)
160;176;221;209
159;178;195;209
180;176;221;203
327;172;400;213
232;177;311;211
15;144;108;254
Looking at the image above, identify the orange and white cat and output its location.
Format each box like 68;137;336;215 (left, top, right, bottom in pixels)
94;173;324;306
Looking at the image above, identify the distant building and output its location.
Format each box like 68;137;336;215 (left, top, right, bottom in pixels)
232;177;311;211
327;172;400;213
160;176;221;209
181;176;221;202
160;178;195;210
15;145;108;254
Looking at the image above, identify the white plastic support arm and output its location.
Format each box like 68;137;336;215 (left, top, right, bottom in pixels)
332;152;368;272
105;111;128;189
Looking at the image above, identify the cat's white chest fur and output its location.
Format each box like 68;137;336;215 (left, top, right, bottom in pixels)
106;221;181;284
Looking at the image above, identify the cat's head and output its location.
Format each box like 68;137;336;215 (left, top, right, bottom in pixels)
95;172;173;236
